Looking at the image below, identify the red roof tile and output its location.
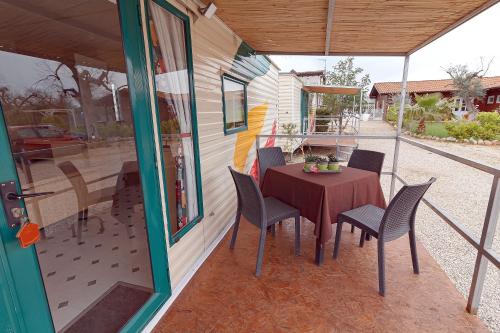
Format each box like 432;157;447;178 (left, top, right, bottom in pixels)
370;76;500;97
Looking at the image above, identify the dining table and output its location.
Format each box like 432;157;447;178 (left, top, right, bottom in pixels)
261;163;386;265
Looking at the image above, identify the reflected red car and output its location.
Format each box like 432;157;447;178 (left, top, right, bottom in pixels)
8;125;87;161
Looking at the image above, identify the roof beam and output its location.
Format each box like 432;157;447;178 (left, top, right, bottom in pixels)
408;0;500;55
324;0;335;56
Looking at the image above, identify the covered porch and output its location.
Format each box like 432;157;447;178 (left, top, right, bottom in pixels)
153;219;487;332
147;0;500;331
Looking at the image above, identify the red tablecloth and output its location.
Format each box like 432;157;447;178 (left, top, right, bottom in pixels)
262;163;386;244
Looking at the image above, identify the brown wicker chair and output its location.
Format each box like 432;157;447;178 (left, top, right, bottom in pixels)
333;177;436;296
347;149;385;237
257;147;286;187
228;166;300;277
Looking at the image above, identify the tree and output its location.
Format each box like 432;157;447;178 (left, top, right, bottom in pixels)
444;58;492;119
322;57;370;133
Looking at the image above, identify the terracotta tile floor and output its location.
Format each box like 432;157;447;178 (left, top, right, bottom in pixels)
154;219;487;333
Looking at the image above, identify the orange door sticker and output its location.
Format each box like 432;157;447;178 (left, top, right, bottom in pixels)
16;222;41;248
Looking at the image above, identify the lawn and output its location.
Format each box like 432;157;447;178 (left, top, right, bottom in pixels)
408;121;449;138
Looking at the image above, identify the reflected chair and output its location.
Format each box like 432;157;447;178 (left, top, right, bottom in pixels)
228;167;301;277
58;161;116;242
257;147;286;187
333;177;436;296
347;149;385;235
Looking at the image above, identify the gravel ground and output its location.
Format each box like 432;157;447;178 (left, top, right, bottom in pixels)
296;121;500;332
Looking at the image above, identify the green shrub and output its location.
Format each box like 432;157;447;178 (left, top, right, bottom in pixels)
160;119;180;134
477;112;500;128
96;122;134;138
445;120;498;140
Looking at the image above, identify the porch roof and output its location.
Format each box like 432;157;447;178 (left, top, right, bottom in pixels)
202;0;498;56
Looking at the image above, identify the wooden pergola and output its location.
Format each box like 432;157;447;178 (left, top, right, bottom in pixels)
201;0;497;56
302;85;360;95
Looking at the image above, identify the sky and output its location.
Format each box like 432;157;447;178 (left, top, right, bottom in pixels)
269;3;500;87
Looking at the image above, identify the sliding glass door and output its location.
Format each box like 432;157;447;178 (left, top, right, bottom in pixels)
0;1;170;332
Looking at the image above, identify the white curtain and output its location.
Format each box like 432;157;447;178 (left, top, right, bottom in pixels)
150;2;198;221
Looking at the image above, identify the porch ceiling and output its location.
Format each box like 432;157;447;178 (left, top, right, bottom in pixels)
0;0;124;71
202;0;498;56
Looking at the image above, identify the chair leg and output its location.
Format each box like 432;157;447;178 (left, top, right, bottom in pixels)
378;240;385;296
333;222;343;259
359;230;366;247
83;209;89;228
350;225;355;233
76;209;85;243
255;229;267;277
294;215;300;256
409;229;419;274
229;210;241;249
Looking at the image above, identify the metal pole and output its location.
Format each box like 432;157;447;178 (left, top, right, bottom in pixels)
358;89;363;134
389;55;410;200
467;176;500;313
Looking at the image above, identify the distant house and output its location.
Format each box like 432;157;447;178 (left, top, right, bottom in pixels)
369;76;500;118
278;70;326;134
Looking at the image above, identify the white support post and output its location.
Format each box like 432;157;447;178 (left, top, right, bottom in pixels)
389;55;410;200
358;89;363;133
467;176;500;314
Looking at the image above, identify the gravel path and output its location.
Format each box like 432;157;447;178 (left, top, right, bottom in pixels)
356;121;500;332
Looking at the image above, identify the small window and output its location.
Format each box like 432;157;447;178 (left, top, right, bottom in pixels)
487;95;494;104
222;74;247;134
496;95;500;103
453;98;467;112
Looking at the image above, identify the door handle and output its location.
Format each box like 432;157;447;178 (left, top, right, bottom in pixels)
6;191;54;201
1;180;54;229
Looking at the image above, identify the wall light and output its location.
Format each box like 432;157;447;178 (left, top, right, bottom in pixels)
200;2;217;19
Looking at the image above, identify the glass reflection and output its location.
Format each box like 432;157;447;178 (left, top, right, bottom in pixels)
0;1;153;332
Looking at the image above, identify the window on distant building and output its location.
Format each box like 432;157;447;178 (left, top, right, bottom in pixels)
496;95;500;103
487;95;494;104
453;98;467;112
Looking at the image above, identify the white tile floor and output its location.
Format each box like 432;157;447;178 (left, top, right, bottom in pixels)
36;196;153;331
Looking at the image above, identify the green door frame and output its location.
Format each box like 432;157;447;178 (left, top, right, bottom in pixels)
0;1;172;332
300;89;309;133
0;105;54;333
142;0;204;245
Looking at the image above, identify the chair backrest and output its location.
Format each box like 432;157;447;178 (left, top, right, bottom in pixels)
257;147;286;186
57;161;89;207
347;149;385;177
228;167;265;228
379;177;436;242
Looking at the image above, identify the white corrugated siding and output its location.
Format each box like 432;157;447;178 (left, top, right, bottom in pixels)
278;74;303;127
163;2;279;289
277;73;303;150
